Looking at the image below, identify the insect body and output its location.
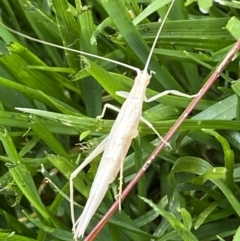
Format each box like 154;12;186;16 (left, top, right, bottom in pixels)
70;68;152;239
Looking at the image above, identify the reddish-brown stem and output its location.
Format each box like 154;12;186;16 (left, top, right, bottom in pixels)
84;40;240;241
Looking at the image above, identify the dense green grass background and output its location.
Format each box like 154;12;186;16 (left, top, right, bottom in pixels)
1;0;240;240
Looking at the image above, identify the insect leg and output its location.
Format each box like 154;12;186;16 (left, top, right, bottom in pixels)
97;103;121;119
140;116;171;149
146;90;199;103
70;137;108;230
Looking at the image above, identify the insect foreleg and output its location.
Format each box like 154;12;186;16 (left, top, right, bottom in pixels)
146;90;199;103
96;103;121;119
115;91;129;98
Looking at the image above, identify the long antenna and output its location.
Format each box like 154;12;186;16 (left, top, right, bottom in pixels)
1;0;175;75
0;22;139;72
144;0;176;72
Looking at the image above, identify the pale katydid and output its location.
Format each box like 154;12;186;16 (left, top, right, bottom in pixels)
1;0;200;239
